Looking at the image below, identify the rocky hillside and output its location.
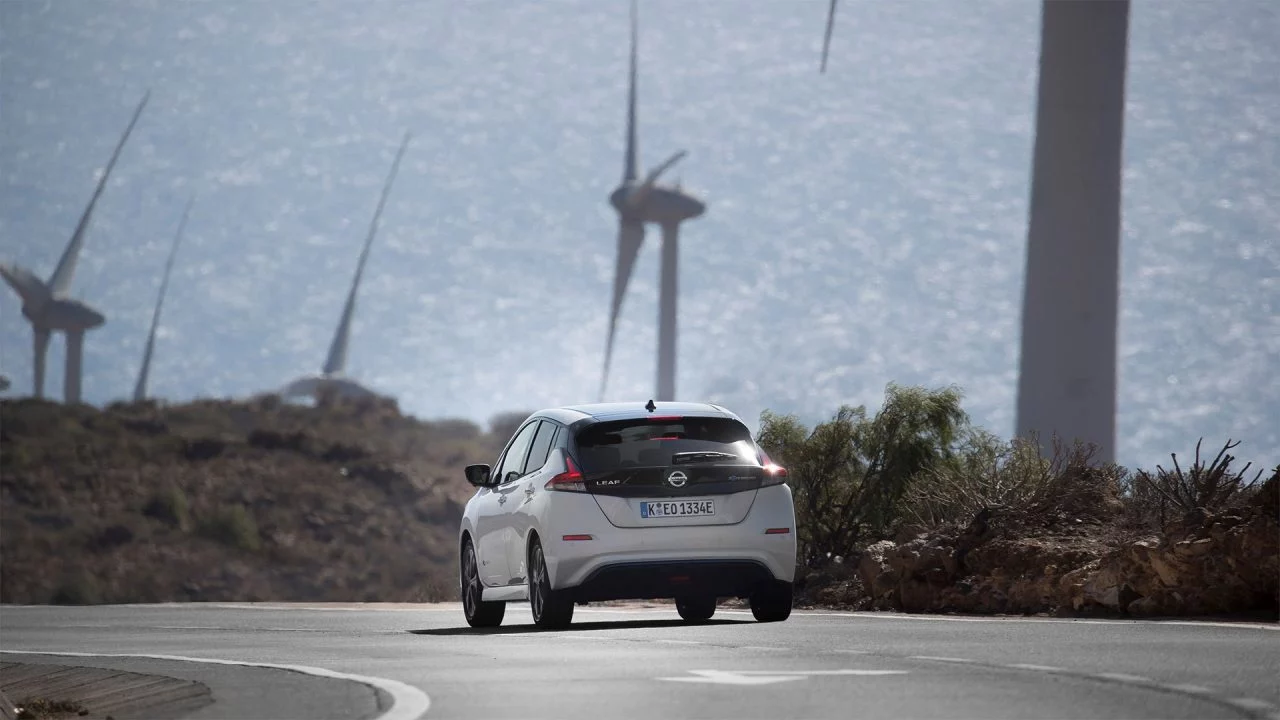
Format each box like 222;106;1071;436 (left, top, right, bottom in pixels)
3;394;1276;619
0;396;526;605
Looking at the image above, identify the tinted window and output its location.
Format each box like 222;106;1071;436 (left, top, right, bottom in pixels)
495;422;539;484
573;416;757;473
523;421;558;475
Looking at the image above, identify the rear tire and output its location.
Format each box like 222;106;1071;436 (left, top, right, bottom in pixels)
461;540;505;628
529;539;574;629
676;595;717;622
750;580;793;623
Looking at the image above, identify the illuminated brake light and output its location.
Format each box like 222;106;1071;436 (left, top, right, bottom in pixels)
758;449;789;486
647;415;683;422
765;527;791;535
545;455;587;492
562;534;593;541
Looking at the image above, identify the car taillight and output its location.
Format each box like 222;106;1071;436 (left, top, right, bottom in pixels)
759;449;789;487
545;455;587;492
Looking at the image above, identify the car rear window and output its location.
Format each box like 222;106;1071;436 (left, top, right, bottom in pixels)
573;416;758;473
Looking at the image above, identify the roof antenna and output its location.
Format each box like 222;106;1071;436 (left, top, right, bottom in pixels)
645;399;657;412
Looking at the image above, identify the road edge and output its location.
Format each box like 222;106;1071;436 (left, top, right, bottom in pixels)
0;650;430;720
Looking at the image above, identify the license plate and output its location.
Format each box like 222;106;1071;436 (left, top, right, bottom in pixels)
640;499;715;519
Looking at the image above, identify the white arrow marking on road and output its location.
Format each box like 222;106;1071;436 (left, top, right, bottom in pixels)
658;670;804;685
657;669;908;685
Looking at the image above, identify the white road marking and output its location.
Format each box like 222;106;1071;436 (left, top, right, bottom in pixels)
658;670;804;685
0;649;430;720
1227;698;1276;712
1096;672;1154;684
1166;683;1215;695
1008;663;1064;672
725;609;1280;632
736;670;908;676
657;669;906;685
909;656;974;663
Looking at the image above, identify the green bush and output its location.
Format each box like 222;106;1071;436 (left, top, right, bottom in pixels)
50;570;102;605
197;504;261;552
143;484;191;530
756;383;968;567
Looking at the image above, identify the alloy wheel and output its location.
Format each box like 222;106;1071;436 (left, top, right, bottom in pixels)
463;545;481;620
530;545;546;620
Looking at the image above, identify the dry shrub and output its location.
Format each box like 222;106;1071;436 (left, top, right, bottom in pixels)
905;434;1123;529
1129;438;1267;527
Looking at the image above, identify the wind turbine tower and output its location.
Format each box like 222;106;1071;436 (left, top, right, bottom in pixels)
599;0;705;402
0;91;150;403
280;131;412;404
819;2;1129;461
134;194;194;402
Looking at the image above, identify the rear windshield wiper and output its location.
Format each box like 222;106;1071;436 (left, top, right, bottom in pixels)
671;451;739;465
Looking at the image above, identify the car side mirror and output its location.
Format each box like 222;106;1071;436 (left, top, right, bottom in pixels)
465;464;492;487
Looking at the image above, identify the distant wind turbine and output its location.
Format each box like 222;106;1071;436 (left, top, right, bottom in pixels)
134;193;195;402
599;0;706;403
280;131;412;404
0;90;150;403
818;2;1130;461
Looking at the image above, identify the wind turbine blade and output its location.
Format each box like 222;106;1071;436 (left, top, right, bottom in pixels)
0;263;51;307
627;149;687;208
622;0;640;183
599;219;646;401
49;89;151;295
821;0;837;73
134;193;194;402
322;130;412;376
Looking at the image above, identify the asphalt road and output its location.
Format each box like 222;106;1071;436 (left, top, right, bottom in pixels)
2;603;1277;720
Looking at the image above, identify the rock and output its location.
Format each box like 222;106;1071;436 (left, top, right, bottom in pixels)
858;541;896;597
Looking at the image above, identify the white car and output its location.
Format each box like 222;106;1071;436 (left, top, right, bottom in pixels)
458;401;797;629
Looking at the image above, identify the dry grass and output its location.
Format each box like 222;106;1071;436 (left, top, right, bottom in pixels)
0;396;524;604
903;434;1125;531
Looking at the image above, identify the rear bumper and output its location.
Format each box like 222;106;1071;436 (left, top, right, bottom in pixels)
543;484;797;593
569;559;778;602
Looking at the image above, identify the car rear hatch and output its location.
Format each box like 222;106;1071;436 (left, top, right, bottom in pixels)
574;415;770;528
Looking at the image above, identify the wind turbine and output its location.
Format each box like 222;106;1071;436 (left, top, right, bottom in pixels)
599;0;706;403
133;194;194;402
280;131;412;404
819;2;1129;462
0;90;150;403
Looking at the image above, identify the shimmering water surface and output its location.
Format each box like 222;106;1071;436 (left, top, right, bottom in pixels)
1;1;1277;470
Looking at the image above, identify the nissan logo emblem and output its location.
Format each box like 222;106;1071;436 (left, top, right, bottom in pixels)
667;470;688;488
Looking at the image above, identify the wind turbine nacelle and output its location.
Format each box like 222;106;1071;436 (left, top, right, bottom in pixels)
282;374;379;401
608;186;635;213
42;298;106;331
644;186;706;224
